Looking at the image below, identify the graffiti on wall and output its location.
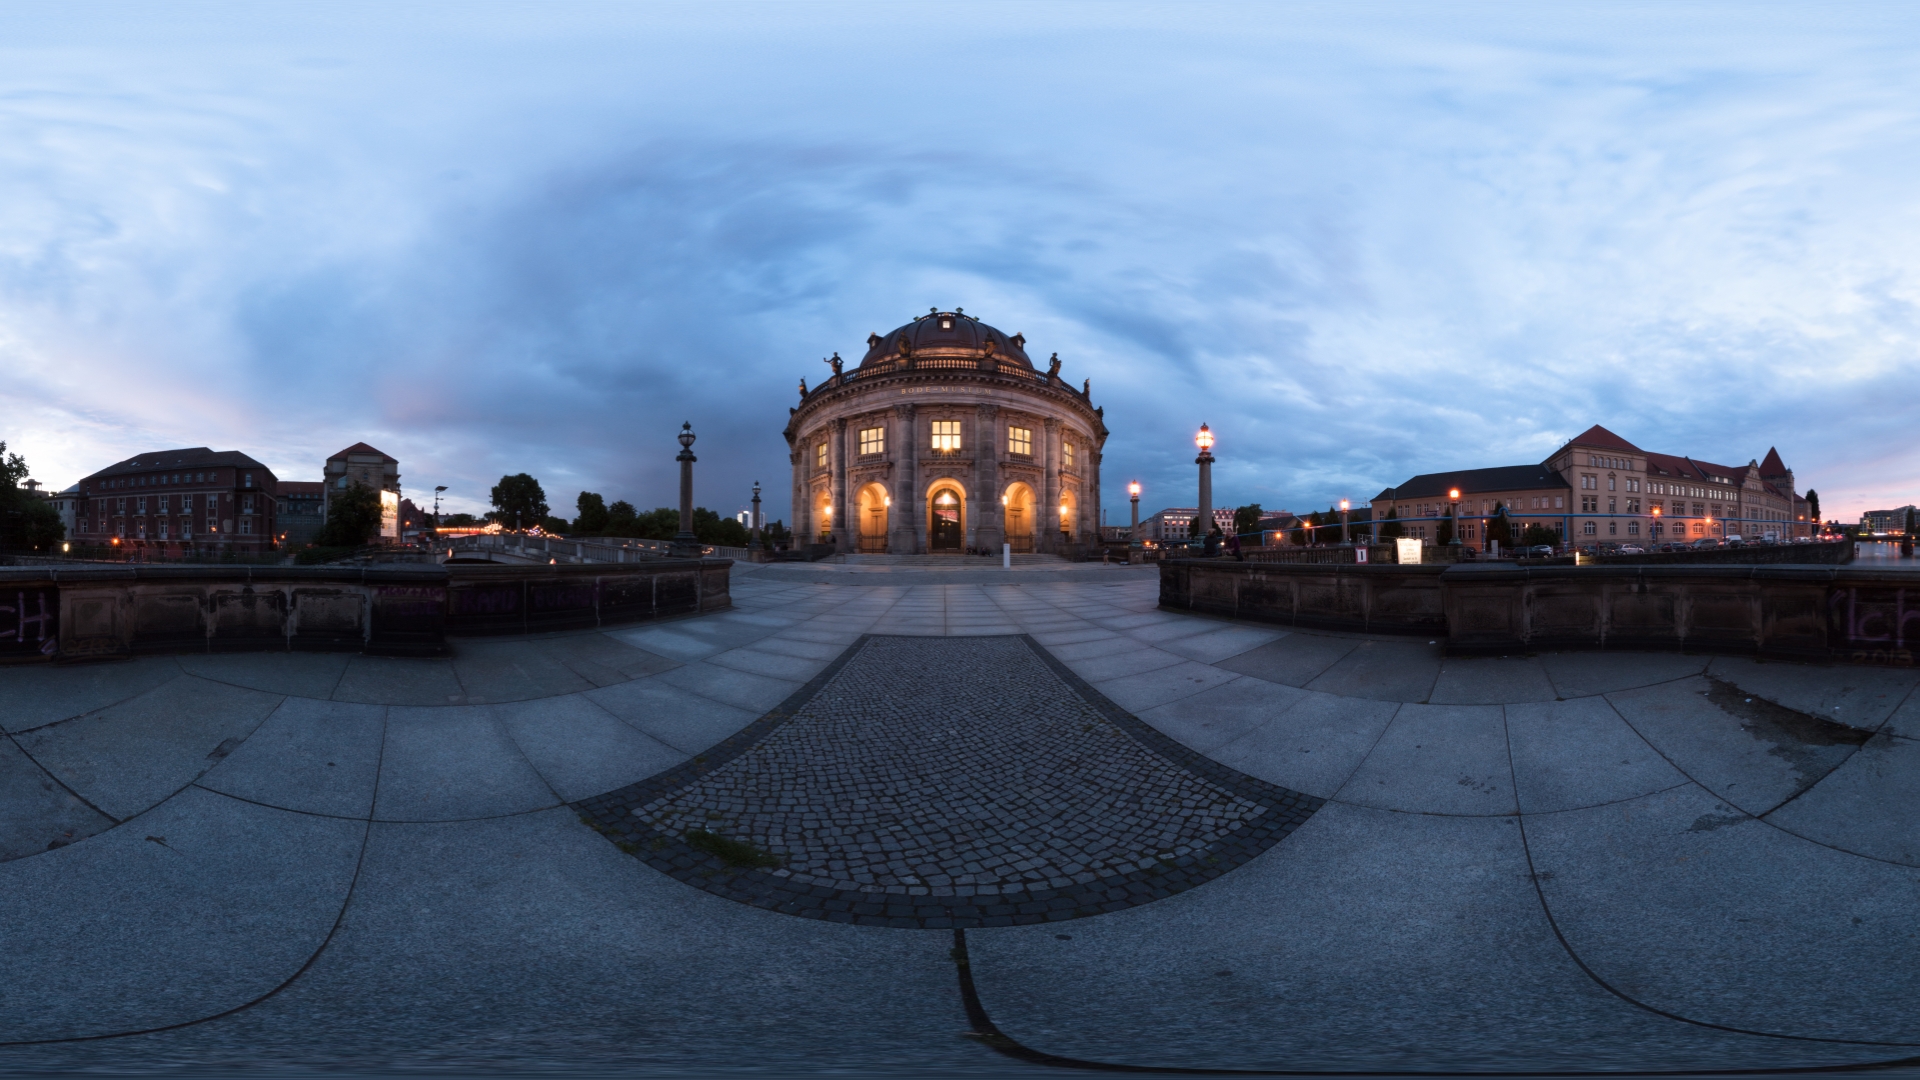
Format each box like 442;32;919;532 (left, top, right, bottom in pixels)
1831;586;1918;666
1;588;59;657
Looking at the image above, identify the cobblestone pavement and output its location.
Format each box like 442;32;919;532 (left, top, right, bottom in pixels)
577;635;1319;927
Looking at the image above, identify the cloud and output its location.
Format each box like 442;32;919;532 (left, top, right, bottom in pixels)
0;1;1916;523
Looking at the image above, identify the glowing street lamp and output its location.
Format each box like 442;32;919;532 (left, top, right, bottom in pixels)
1195;426;1215;551
1128;481;1141;543
1339;498;1350;546
1447;488;1463;546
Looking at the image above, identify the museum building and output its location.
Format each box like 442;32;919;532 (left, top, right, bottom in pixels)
784;309;1108;554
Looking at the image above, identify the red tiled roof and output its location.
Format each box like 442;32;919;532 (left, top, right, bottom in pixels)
1758;447;1789;476
329;442;397;462
1561;425;1643;453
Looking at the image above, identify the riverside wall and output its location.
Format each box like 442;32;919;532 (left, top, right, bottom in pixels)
1162;560;1919;667
0;559;730;662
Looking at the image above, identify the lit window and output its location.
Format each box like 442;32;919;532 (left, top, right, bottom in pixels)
931;420;962;452
816;442;827;468
859;427;885;455
1063;441;1075;468
1008;426;1032;455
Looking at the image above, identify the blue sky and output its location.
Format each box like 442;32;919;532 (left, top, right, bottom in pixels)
3;1;1917;524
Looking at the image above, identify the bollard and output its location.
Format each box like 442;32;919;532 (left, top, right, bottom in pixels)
1002;543;1010;569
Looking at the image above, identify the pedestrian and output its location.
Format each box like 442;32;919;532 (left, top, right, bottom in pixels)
1228;532;1243;561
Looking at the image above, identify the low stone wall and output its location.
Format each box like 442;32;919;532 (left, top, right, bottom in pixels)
1163;559;1919;666
1588;541;1852;567
1159;561;1449;635
0;559;729;662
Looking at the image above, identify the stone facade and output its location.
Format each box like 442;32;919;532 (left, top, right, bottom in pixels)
784;310;1108;554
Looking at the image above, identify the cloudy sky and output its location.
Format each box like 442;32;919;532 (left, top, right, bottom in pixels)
3;1;1917;524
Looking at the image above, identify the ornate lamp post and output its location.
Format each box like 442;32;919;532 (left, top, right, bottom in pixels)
1651;505;1661;543
1195;425;1214;548
675;422;698;553
750;481;762;548
1448;488;1463;547
1128;481;1141;543
1339;498;1350;546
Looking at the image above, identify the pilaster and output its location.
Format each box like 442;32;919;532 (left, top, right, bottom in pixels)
830;418;849;550
1042;418;1061;553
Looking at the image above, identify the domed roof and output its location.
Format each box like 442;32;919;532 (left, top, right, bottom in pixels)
858;309;1033;368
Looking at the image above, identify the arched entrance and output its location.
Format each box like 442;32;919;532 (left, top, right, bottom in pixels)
928;485;965;552
1058;491;1077;546
1002;482;1036;553
856;483;889;554
813;487;833;543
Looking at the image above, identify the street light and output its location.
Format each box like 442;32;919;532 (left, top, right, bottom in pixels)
1195;425;1215;552
1128;481;1141;543
1339;498;1350;546
675;422;698;551
1447;488;1462;547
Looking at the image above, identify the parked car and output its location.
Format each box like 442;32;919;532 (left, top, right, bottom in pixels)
1527;544;1556;557
1617;544;1645;554
1692;538;1721;549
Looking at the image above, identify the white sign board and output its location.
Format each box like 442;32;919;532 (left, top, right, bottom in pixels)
380;489;400;539
1354;545;1368;563
1395;537;1423;565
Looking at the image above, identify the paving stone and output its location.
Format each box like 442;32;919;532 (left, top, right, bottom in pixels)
176;652;352;700
583;678;760;754
1214;631;1356;687
1706;656;1920;731
652;661;803;713
0;737;114;862
1428;655;1558;705
1305;639;1443;703
1505;697;1687;814
578;635;1318;929
1209;690;1400;799
1765;731;1920;865
15;676;284;821
1090;660;1242;713
331;656;467;706
1136;676;1308;753
1536;650;1708;699
197;698;386;818
493;694;685;802
1334;703;1514;815
0;657;184;735
374;706;558;821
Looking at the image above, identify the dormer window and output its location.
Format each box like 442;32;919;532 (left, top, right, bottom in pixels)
939;316;954;330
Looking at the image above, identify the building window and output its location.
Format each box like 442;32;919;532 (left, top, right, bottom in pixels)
181;520;193;540
241;518;252;535
243;495;255;514
244;473;253;488
1628;521;1640;535
1627;499;1640;513
182;494;193;512
859;427;885;455
1063;441;1075;468
1608;521;1617;535
1008;426;1032;455
1582;475;1596;489
816;442;828;468
1583;521;1596;535
159;520;169;540
1554;496;1563;509
1582;496;1597;513
136;497;148;514
1608;474;1616;491
931;420;962;452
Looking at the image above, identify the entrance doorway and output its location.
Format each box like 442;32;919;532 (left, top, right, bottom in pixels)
929;488;964;552
857;483;889;554
1003;482;1035;553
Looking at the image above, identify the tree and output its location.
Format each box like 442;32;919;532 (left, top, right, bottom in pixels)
1520;523;1559;548
316;483;381;546
606;500;638;535
442;512;478;527
574;491;610;534
490;473;548;530
1233;503;1263;537
0;440;65;551
1486;502;1514;549
1806;489;1821;524
1379;506;1404;540
1435;505;1455;546
693;507;750;546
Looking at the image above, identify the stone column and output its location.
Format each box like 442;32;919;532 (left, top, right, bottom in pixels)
830;418;849;550
674;423;697;550
1042;418;1061;553
894;404;917;554
1085;444;1100;544
975;403;1000;551
790;450;804;546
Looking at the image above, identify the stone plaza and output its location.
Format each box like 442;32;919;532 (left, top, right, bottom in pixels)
2;558;1918;1073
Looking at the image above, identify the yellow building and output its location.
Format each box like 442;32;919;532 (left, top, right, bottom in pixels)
1372;426;1812;549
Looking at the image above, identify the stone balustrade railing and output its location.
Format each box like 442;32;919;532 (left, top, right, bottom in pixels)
0;558;730;662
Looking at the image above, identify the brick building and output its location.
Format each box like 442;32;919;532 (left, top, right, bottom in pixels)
276;481;326;545
324;443;401;523
1140;506;1236;542
74;448;279;556
1372;426;1813;550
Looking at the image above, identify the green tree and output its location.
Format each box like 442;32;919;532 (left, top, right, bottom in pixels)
316;483;381;546
0;440;65;551
1486;502;1514;549
490;473;548;530
1805;489;1820;524
1232;503;1263;537
442;512;478;527
605;500;638;535
693;507;750;546
1520;523;1559;548
574;491;610;534
1379;506;1404;540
